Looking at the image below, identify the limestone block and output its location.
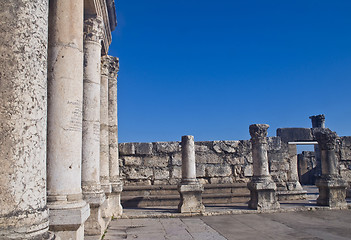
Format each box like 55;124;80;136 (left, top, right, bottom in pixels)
171;153;182;166
209;177;234;184
119;143;135;155
196;152;224;164
135;143;153;155
198;178;209;185
171;166;182;179
225;156;245;165
233;165;243;178
155;142;180;153
267;137;282;151
195;144;209;152
277;128;313;143
205;165;232;177
213;141;237;153
196;164;206;177
123;156;142;166
178;184;205;213
124;168;153;180
144;156;169;167
154;168;170;180
244;165;253;177
270;161;290;171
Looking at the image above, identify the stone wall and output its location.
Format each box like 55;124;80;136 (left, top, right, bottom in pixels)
119;137;292;190
298;151;317;185
339;137;351;195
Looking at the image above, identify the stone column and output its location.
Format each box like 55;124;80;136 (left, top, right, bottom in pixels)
47;1;90;239
100;56;123;217
313;128;347;207
82;16;106;236
310;114;325;180
0;1;53;239
248;124;280;210
286;145;304;196
178;135;205;213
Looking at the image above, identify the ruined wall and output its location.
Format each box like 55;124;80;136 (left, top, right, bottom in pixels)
339;137;351;194
298;151;317;185
119;137;292;190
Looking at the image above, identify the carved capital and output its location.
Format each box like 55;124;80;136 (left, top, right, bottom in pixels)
309;114;325;128
313;128;338;150
249;124;269;144
101;55;119;78
84;16;104;43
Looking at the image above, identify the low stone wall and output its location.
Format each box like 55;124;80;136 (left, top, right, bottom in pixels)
119;137;293;190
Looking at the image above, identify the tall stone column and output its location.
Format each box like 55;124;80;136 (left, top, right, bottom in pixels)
0;1;53;239
178;135;205;213
248;124;280;210
100;56;123;217
313;128;347;207
310;114;325;180
47;1;90;239
82;16;106;236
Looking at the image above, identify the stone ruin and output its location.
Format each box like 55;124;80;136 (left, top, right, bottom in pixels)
0;0;350;239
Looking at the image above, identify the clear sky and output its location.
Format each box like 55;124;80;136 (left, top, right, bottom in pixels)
109;0;351;143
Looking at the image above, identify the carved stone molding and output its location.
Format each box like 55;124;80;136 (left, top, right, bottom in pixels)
249;124;269;144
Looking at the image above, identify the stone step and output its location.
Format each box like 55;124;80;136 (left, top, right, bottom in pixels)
121;183;250;207
122;183;249;197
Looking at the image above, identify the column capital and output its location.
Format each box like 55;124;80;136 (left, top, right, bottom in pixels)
101;55;119;78
309;114;325;128
313;128;338;150
249;124;269;143
84;16;104;43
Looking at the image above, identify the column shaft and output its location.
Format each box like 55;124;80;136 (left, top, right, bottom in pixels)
0;0;51;238
181;135;197;182
47;0;89;238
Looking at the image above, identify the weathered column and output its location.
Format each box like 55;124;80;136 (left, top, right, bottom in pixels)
47;1;90;239
313;128;347;207
0;1;53;239
102;56;123;217
82;16;106;236
248;124;280;210
286;144;304;196
310;114;325;180
178;135;205;213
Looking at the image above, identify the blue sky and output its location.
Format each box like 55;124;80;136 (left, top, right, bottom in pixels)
109;1;351;143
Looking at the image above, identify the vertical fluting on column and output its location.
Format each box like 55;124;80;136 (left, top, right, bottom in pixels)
313;128;347;207
248;124;280;210
0;0;52;239
82;16;106;236
108;56;123;216
178;135;205;213
310;114;325;180
47;1;89;239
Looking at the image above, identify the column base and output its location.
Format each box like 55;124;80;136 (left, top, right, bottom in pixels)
316;176;348;208
0;208;54;240
248;177;280;210
178;182;205;213
83;190;106;237
48;200;90;240
278;180;307;200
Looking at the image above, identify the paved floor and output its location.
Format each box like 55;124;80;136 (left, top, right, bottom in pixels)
104;209;351;240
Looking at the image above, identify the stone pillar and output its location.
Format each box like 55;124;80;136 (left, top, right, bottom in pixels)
248;124;280;210
286;145;304;196
100;56;123;217
310;114;325;180
178;135;205;213
0;1;53;239
313;128;347;208
47;1;90;239
82;16;106;236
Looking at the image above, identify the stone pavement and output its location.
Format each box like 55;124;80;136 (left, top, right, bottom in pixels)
104;209;351;240
104;187;351;240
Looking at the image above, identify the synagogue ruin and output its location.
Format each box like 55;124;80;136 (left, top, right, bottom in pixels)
0;1;350;240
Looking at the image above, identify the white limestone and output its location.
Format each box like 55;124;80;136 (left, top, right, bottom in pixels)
0;0;52;238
